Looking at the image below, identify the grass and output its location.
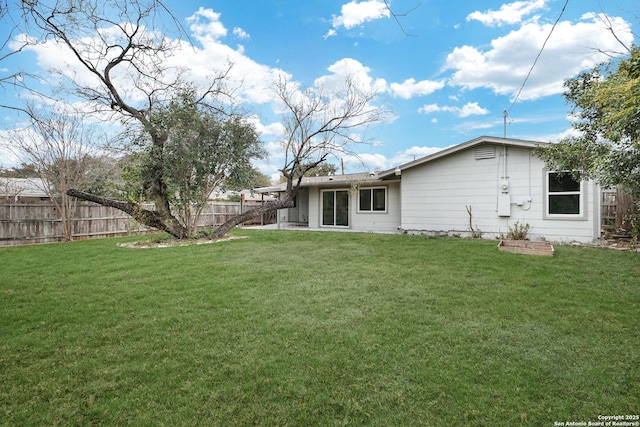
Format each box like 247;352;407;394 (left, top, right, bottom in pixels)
1;230;638;426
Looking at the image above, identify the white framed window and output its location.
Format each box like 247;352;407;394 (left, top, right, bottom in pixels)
544;171;586;219
358;187;386;212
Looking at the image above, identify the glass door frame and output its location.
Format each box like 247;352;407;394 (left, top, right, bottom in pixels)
321;189;350;227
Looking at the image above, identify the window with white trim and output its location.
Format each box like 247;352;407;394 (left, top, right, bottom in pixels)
545;172;583;217
358;187;386;212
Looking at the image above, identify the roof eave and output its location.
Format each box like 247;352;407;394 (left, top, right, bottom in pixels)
255;173;385;193
378;135;549;178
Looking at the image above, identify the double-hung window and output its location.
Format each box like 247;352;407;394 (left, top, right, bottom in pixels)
358;187;386;212
545;171;585;218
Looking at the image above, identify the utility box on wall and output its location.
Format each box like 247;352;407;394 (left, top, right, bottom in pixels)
498;194;511;217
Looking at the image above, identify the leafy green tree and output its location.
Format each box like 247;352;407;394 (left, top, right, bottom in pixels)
311;162;339;177
280;162;338;183
125;91;264;237
0;163;39;178
537;44;639;242
8;0;384;240
14;0;258;239
244;168;273;189
81;155;126;198
536;45;640;197
538;46;640;194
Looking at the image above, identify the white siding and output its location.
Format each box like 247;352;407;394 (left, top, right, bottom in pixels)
308;187;319;227
307;182;401;232
351;182;401;232
400;145;600;243
298;189;309;222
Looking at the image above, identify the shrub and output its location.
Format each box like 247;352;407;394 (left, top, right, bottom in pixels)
507;221;531;240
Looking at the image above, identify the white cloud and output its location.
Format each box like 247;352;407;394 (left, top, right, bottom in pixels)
418;102;489;117
186;7;227;42
170;9;288;105
467;0;547;27
0;129;22;167
315;58;387;95
326;0;390;37
233;27;250;39
459;102;490;117
418;103;449;114
16;8;290;130
390;145;450;166
340;144;456;172
246;115;286;137
532;127;581;143
342;152;388;172
444;13;634;101
452;120;496;133
324;29;337;39
4;6;396;176
389;78;446;99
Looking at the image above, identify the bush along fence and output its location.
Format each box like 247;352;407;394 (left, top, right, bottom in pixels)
602;188;636;230
0;200;276;247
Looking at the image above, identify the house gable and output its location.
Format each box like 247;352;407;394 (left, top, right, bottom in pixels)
393;138;600;243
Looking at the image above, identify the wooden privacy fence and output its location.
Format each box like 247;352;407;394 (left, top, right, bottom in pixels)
602;188;636;232
0;200;275;247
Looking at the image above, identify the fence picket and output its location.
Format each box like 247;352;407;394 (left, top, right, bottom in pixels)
0;201;275;246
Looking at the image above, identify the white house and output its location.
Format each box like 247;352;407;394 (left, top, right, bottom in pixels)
257;173;402;233
257;136;603;243
0;178;50;202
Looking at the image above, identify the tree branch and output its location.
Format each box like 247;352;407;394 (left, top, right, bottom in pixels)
383;0;421;37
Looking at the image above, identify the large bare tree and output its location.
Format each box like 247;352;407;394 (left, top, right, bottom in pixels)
9;0;385;240
208;74;386;239
14;0;243;238
5;104;106;240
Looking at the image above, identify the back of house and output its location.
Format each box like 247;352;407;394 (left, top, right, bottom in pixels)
379;136;600;243
257;136;602;244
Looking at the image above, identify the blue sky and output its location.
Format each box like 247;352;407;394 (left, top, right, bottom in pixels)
1;0;637;180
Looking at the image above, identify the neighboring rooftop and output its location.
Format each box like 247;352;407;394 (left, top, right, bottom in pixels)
0;178;50;199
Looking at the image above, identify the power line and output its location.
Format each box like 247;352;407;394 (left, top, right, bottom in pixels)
507;0;570;115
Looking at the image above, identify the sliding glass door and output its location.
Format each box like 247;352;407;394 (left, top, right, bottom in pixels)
322;190;349;227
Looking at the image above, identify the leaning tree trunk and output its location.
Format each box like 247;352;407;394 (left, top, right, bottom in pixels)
210;177;301;239
210;198;294;239
66;189;188;238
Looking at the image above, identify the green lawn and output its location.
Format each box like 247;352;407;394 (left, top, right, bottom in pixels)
1;230;638;426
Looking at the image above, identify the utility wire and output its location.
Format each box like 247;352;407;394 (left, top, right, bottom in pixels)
507;0;570;115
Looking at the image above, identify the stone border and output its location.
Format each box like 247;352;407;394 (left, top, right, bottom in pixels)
116;235;247;249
